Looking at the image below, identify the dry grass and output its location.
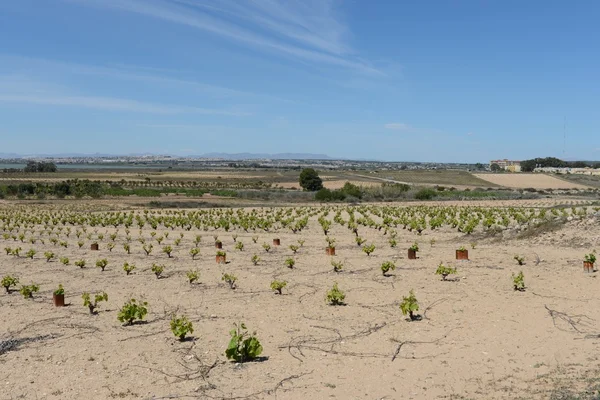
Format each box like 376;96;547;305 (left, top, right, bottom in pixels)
473;173;591;189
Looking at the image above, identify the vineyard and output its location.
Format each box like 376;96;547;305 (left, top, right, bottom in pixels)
1;202;600;399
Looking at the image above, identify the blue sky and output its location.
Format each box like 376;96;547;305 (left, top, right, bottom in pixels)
0;0;599;162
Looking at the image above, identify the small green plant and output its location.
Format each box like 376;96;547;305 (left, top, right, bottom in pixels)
388;238;397;248
251;254;260;266
170;315;194;341
162;245;173;258
514;255;525;266
252;235;258;243
174;238;181;246
2;275;19;293
232;234;238;242
297;239;305;247
143;244;153;256
4;247;11;255
457;246;467;252
189;247;200;260
60;257;70;266
222;273;237;290
123;243;131;254
77;240;84;248
194;235;202;245
362;244;376;256
262;243;271;253
107;243;115;252
331;259;344;273
10;247;21;257
25;249;36;259
82;291;108;314
44;251;55;262
470;242;477;249
20;284;40;299
355;236;366;246
430;238;436;247
54;284;64;296
585;253;597;264
235;241;244;251
285;258;296;269
381;261;396;276
435;263;457;281
117;299;148;325
187;269;199;284
123;262;136;275
270;280;287;294
75;259;86;268
225;322;263;363
400;290;420;320
96;259;108;271
151;263;164;279
512;271;525;291
289;244;299;253
409;242;419;252
326;282;346;305
325;236;336;247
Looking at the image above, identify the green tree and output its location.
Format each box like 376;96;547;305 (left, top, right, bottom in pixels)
490;163;502;172
299;168;323;191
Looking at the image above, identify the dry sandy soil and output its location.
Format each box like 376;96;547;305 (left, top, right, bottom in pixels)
1;202;600;400
473;173;591;190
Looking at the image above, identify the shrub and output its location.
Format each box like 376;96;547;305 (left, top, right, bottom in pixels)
117;299;148;325
410;242;419;252
270;280;287;294
326;282;345;305
44;251;55;262
170;315;194;341
362;244;375;256
2;275;19;293
96;259;108;271
435;263;457;281
123;243;131;254
514;255;525;266
225;322;263;363
75;259;86;268
143;244;153;256
251;235;258;243
381;261;396;276
388;238;397;248
585;253;597;264
512;271;525;291
25;249;36;259
331;259;344;273
289;244;299;253
251;254;260;265
400;290;419;320
222;273;237;289
20;284;40;299
123;262;136;275
414;188;436;200
189;247;200;259
107;243;115;252
235;241;244;251
162;245;173;258
151;263;164;278
355;236;366;246
187;270;199;284
82;291;108;314
60;257;70;266
285;258;295;269
262;243;271;253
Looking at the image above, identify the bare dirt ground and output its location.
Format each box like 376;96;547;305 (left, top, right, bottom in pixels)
473;173;591;190
1;202;600;399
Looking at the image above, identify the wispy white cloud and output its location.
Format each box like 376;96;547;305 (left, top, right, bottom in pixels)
0;73;250;115
466;132;474;136
0;93;250;115
62;0;381;75
0;54;289;102
384;123;411;131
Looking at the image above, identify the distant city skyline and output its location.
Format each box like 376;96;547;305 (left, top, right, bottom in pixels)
0;1;599;162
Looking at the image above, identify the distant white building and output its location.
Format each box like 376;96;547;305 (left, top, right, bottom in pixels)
535;167;600;175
